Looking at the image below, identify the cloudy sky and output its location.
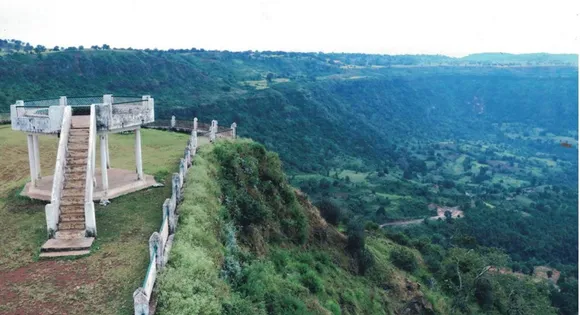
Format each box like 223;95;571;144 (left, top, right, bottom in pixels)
0;0;578;57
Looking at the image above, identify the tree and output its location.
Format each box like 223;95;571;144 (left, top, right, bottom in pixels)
78;45;84;50
266;72;274;83
51;46;60;51
34;45;46;54
102;44;110;50
315;199;342;226
90;45;100;50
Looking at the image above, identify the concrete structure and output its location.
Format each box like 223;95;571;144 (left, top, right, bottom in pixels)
10;95;155;256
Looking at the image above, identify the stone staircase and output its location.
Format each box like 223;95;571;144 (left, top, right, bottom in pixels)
40;116;94;257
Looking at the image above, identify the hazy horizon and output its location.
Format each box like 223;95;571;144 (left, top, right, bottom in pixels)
1;0;578;57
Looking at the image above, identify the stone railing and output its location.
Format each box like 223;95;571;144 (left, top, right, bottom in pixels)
10;101;65;134
44;106;72;237
133;130;199;315
84;105;98;237
10;95;154;134
143;117;237;140
96;95;155;131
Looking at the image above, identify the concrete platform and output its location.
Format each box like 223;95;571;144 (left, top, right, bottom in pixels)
39;237;94;258
21;168;158;201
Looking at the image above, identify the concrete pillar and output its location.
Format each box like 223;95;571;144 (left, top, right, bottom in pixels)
210;120;217;142
32;134;41;179
135;128;143;180
171;116;176;128
230;122;237;139
193;117;198;132
103;94;113;104
27;134;36;186
105;134;110;169
59;96;67;106
100;135;109;196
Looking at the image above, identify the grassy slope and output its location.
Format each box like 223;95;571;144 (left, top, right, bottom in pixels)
0;126;188;314
157;139;452;315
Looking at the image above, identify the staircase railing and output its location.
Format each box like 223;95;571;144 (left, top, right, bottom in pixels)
84;104;97;237
44;106;72;237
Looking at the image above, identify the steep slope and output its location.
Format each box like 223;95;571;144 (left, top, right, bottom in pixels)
156;139;558;315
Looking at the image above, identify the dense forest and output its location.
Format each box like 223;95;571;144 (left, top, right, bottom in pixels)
1;38;578;314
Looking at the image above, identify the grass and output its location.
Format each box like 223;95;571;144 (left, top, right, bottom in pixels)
0;126;192;314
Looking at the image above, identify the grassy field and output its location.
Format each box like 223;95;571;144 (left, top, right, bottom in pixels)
0;125;189;314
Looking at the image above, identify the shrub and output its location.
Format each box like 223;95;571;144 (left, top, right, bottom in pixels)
390;247;418;272
300;270;324;294
315;199;342;226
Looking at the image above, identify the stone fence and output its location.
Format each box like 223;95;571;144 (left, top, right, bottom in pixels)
132;121;237;315
142;116;236;140
132;130;198;315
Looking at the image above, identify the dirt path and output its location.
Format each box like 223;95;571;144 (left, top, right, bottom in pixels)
0;260;99;315
380;219;424;227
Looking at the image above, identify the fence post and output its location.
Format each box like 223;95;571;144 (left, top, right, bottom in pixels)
172;173;180;205
193;117;198;132
171;116;176;129
59;96;67;106
210;120;217;142
230;122;237;139
165;199;177;234
149;232;163;269
133;287;149;315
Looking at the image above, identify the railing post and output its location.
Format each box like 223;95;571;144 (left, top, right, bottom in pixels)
210;120;217;142
133;287;149;315
59;96;67;106
230;122;237;139
149;232;163;269
171;115;176;129
193;117;198;132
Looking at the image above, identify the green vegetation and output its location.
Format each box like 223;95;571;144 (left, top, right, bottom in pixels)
0;39;576;314
158;140;565;314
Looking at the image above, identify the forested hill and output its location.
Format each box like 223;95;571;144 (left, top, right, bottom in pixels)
0;45;577;175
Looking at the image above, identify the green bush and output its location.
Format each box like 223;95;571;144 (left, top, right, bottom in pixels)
390;247;418;272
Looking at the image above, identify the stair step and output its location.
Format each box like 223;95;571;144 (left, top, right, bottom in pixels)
67;158;88;166
60;213;85;222
61;197;84;206
70;129;89;135
60;205;84;214
66;165;87;173
68;151;88;159
64;180;85;189
55;229;85;240
40;250;90;258
62;190;85;198
69;138;89;144
41;237;93;252
65;173;86;182
58;221;85;230
68;144;88;151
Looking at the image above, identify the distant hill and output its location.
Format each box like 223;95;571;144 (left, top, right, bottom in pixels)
461;53;578;65
0;39;577;174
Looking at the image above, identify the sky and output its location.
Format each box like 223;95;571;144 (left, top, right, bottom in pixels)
0;0;578;57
